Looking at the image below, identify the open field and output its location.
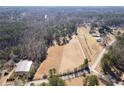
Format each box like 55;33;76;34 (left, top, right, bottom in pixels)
77;26;102;64
65;76;85;86
34;35;85;80
58;35;85;74
34;26;102;80
34;45;64;80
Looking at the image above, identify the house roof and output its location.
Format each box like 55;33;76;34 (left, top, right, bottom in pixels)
15;60;33;72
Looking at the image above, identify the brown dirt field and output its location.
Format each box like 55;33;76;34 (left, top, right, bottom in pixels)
65;76;85;86
65;75;105;86
0;76;7;85
34;26;102;80
77;26;102;63
34;45;64;80
34;35;85;80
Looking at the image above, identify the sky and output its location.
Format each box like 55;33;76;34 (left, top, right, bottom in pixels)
0;0;123;6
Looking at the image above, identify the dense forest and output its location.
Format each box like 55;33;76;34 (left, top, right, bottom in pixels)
1;7;124;64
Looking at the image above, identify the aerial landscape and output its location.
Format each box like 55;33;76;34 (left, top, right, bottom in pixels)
0;6;124;86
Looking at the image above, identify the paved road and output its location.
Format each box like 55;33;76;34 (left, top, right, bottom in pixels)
89;39;116;84
26;35;116;86
90;39;116;72
25;79;48;86
90;48;106;71
60;71;86;80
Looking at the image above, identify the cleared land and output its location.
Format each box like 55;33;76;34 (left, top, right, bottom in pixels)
58;35;85;73
34;45;64;80
77;26;102;63
65;76;85;86
34;35;85;80
34;26;102;80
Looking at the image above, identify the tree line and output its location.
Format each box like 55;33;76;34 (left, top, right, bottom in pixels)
101;34;124;83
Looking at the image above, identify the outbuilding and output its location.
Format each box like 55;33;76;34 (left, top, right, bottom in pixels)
15;60;33;74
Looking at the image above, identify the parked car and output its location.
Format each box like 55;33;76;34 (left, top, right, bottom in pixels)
96;36;102;42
